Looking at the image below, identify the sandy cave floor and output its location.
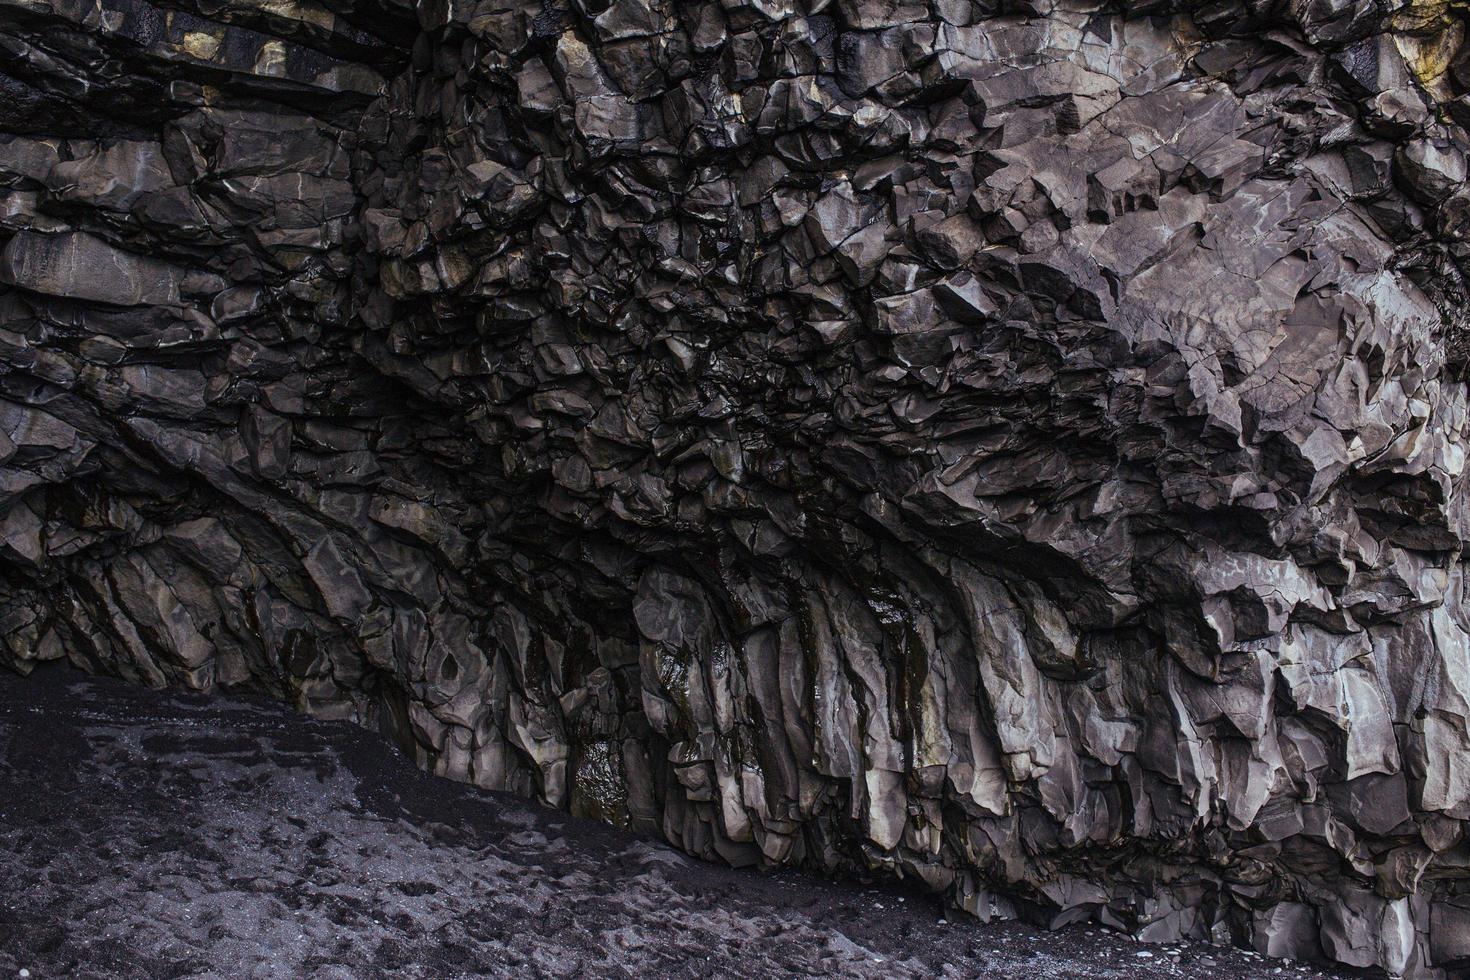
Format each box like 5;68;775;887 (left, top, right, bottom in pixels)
0;666;1381;980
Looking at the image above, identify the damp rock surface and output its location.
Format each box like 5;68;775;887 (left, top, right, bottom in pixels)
0;667;1374;980
2;0;1470;975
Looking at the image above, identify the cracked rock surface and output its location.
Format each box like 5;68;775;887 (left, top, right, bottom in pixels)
1;0;1470;974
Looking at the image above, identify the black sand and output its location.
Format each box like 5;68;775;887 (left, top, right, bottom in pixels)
0;667;1377;979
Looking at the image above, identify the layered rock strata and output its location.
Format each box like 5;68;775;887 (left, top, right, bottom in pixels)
2;0;1470;974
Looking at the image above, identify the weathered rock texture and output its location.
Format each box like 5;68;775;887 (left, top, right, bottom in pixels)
2;0;1470;974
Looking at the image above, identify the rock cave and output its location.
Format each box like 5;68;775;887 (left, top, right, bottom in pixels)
2;0;1470;974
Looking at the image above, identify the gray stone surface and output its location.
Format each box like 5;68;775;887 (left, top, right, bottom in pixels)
0;0;1468;975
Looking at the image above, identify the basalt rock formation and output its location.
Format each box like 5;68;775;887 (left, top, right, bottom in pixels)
2;0;1470;974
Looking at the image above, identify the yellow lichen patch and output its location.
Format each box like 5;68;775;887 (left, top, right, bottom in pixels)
1393;0;1452;32
253;39;288;77
181;31;222;61
1399;24;1463;90
258;0;336;31
1392;0;1467;99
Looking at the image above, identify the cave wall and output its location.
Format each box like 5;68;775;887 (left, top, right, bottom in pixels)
3;0;1470;973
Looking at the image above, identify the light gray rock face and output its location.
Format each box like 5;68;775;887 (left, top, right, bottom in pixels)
1;0;1469;974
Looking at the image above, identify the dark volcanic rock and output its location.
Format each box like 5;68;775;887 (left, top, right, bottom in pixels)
1;0;1469;975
